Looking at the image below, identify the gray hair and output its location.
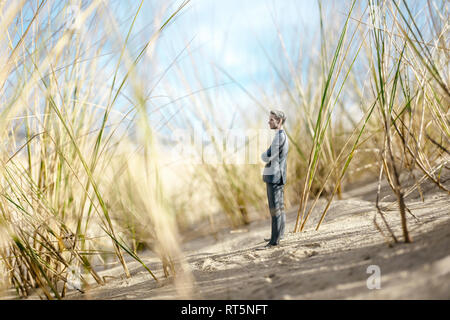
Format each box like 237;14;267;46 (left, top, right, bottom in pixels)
270;110;287;125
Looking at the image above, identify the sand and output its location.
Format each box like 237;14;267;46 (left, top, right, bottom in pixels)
3;174;449;300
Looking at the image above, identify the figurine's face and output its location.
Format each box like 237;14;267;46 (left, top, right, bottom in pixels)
268;114;281;129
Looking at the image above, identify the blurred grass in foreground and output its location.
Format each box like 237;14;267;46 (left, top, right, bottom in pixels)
0;0;192;299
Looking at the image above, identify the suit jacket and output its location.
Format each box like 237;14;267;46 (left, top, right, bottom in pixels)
261;129;289;185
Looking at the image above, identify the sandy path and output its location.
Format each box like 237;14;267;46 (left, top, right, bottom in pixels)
58;176;450;300
2;176;446;300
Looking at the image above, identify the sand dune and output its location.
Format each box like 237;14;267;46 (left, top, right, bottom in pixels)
54;175;450;300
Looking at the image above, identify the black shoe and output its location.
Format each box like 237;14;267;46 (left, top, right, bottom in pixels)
264;237;284;242
264;242;278;248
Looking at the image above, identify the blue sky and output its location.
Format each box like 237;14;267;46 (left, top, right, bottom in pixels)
8;0;439;133
4;0;323;141
163;0;319;82
5;0;444;157
6;0;353;136
142;0;323;134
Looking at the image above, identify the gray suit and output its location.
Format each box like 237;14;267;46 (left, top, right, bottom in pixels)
261;129;289;245
261;129;288;185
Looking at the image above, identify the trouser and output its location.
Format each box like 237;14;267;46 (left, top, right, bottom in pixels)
266;182;286;244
